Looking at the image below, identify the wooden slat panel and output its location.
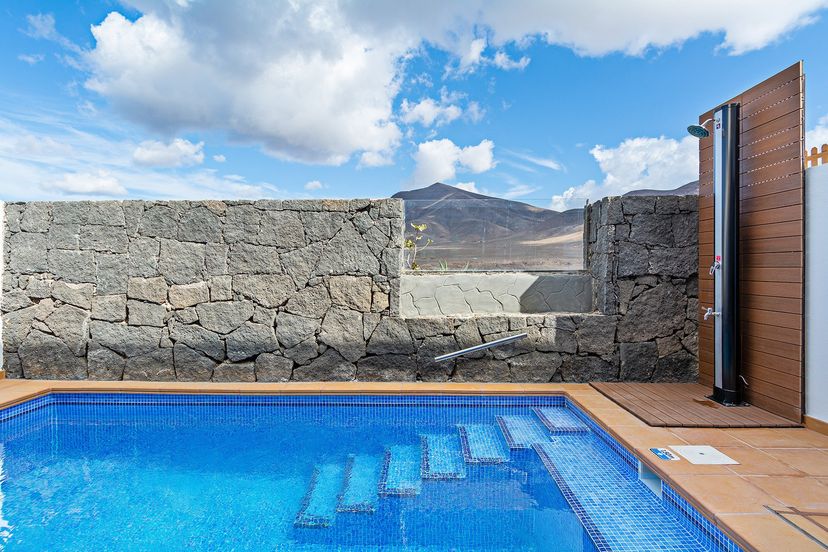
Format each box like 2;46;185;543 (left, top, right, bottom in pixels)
740;111;802;152
740;141;802;174
697;62;803;422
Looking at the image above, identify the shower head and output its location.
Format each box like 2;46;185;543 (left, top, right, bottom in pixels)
687;118;713;139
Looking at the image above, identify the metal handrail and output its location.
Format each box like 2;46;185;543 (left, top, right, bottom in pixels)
433;332;528;362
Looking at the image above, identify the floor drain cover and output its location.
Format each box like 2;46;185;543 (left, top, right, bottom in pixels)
669;446;738;465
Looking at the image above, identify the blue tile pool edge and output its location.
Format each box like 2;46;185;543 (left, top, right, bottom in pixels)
564;397;744;552
0;391;743;551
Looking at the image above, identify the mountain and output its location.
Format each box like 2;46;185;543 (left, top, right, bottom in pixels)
391;183;584;270
623;180;699;197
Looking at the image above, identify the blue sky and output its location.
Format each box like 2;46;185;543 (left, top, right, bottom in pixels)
2;1;828;208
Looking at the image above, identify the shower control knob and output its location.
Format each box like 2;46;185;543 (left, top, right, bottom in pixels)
703;307;720;321
709;260;721;275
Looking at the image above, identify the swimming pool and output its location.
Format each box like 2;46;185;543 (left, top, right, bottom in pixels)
0;394;739;551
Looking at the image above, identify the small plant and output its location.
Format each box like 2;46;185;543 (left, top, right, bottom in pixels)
404;222;432;270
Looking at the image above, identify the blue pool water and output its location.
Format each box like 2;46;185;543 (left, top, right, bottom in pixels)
0;394;736;551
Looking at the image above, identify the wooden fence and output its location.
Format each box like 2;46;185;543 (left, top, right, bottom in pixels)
806;144;828;167
697;61;805;422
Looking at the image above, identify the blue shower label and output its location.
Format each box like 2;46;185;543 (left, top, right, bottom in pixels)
650;448;680;461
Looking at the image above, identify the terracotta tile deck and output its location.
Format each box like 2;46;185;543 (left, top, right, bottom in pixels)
1;379;827;551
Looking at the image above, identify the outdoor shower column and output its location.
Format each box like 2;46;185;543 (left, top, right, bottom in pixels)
708;103;742;405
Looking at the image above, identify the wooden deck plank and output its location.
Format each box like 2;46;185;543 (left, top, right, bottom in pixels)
590;383;801;428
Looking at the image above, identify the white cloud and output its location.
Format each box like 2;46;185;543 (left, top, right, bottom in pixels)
212;154;226;162
18;54;45;65
84;8;403;165
506;150;563;171
410;138;495;187
133;138;204;167
0;111;286;201
502;183;541;199
455;181;481;193
304;180;325;190
24;13;82;54
806;114;828;150
400;98;462;127
551;135;698;210
20;2;826;178
493;51;530;70
52;170;127;196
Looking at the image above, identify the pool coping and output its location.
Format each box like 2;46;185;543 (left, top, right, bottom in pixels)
1;379;826;552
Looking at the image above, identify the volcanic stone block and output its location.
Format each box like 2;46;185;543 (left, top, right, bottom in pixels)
44;304;90;355
80;225;128;253
168;282;210;309
225;322;279;361
127;277;168;304
96;253;129;294
195;301;254;334
91;294;127;322
51;281;94;309
292;350;354;381
319;308;365;362
159;240;205;284
169;323;225;361
232;275;293;308
258;210;306;248
619;342;658;381
328;275;372;312
18;330;87;379
357;355;417;381
275;312;320;349
228;243;282;274
173;343;216;381
20;203;51;232
285;285;331;318
128;238;160;277
576;316;617;355
178;206;222;243
508;351;563;383
87;342;125;380
367;318;414;354
123;348;175;381
212;361;255;382
10;232;49;273
255;353;293;382
127;300;167;327
139;205;179;238
90;321;161;357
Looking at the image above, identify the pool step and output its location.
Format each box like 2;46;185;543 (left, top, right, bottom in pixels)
295;463;345;528
338;454;382;513
534;437;702;551
458;424;509;463
496;415;549;449
533;406;590;434
421;434;467;479
378;445;422;496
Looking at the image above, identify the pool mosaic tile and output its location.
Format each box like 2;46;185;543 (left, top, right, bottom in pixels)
534;406;590;433
378;445;422;497
420;434;466;480
496;415;549;449
458;424;510;464
337;454;382;513
295;463;345;528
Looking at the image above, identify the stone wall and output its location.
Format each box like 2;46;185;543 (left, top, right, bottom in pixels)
586;195;699;381
2;196;698;383
399;272;592;316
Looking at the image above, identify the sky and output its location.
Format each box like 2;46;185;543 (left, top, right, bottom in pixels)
2;1;828;209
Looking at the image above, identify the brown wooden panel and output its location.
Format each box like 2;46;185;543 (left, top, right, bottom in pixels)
741;252;801;268
740;62;801;103
740;141;802;174
741;111;802;151
697;62;804;422
742;307;801;330
738;157;802;185
740;279;802;299
741;205;803;227
740;77;801;119
740;93;801;132
740;174;803;200
741;188;801;213
740;220;802;240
